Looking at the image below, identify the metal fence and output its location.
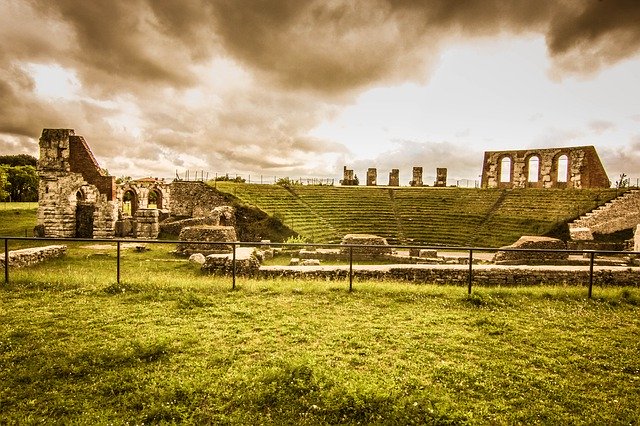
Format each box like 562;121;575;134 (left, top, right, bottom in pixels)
3;236;638;298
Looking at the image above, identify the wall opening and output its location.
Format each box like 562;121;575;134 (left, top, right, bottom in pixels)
148;189;162;209
499;157;512;182
527;156;540;182
557;154;568;183
123;190;138;216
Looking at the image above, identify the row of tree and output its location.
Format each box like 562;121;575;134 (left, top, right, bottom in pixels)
0;155;39;202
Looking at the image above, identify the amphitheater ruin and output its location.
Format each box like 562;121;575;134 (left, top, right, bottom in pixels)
34;128;640;254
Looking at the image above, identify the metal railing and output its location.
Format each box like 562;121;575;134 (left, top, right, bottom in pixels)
2;236;637;298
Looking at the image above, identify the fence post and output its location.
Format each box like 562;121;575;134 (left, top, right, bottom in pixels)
468;249;473;294
588;251;595;299
232;243;236;290
117;241;121;284
4;238;8;284
349;246;353;292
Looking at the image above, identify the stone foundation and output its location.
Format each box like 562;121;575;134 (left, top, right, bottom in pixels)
1;245;67;268
201;247;260;275
494;236;568;264
340;234;392;258
176;225;237;255
258;264;640;287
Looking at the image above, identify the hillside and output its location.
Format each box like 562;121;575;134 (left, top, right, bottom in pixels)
213;182;620;247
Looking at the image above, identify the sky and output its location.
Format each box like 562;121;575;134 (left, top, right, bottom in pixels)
1;0;640;185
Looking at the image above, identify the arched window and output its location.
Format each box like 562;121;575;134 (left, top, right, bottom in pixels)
148;189;162;209
76;190;84;201
527;156;540;182
557;154;568;183
499;157;512;182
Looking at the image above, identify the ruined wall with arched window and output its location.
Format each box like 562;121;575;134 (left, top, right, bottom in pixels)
481;146;610;189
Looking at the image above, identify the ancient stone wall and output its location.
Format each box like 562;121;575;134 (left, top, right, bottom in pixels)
0;245;66;268
341;166;358;185
388;169;399;186
481;146;610;189
68;136;115;200
169;181;227;217
37;129;118;238
435;168;447;187
366;168;377;186
569;189;640;239
259;265;640;287
410;167;423;187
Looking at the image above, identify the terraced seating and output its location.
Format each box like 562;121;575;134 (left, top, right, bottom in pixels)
214;182;620;247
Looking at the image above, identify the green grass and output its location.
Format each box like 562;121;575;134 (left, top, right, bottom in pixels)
1;244;639;424
0;204;37;237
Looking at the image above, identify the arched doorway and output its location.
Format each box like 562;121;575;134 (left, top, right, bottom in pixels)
75;189;94;238
123;190;138;216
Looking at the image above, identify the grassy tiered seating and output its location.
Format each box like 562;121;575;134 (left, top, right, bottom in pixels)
391;187;505;246
214;182;621;247
292;186;399;243
213;182;337;242
472;188;620;247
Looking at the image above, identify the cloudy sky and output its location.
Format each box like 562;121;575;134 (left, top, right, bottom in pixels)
1;0;640;185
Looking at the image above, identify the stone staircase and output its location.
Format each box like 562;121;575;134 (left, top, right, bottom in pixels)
569;189;640;240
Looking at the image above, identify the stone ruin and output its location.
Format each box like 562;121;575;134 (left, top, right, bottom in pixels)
366;168;377;186
493;236;568;265
341;166;358;186
481;146;610;189
388;169;399;186
176;225;237;255
435;168;447;187
36;129;231;240
340;234;392;258
410;167;423;187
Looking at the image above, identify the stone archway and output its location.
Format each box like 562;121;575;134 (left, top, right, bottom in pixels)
123;189;138;216
75;189;94;238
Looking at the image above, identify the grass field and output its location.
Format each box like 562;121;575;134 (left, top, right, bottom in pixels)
2;203;639;423
1;242;640;424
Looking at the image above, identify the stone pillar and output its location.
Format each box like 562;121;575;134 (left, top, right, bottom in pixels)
435;168;447;187
410;167;423;187
388;169;399;186
341;166;357;185
366;168;377;186
634;225;640;252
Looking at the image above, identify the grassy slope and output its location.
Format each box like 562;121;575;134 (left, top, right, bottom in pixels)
215;183;620;247
1;249;639;424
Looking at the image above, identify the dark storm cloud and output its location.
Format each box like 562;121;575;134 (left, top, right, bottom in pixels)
1;0;639;176
210;0;640;93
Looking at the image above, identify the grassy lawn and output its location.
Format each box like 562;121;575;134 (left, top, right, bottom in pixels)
1;244;639;424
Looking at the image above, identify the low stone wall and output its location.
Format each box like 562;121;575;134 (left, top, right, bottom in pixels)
0;245;67;268
258;264;640;287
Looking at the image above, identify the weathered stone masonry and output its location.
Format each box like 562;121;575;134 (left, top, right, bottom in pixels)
37;129;228;239
481;146;610;189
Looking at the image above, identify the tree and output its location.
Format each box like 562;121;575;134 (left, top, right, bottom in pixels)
0;166;9;201
5;165;39;201
0;154;37;167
